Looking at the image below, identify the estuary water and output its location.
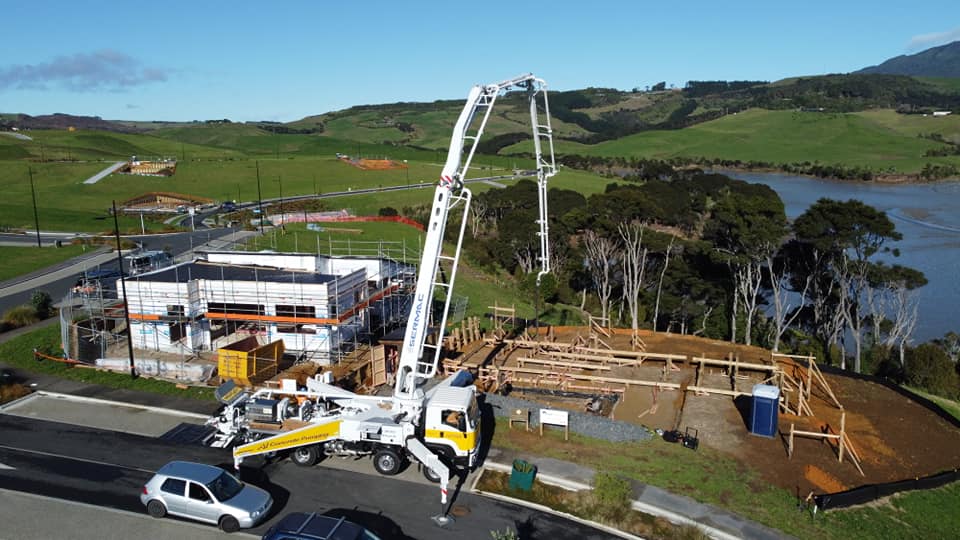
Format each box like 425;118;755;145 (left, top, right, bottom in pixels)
721;171;960;342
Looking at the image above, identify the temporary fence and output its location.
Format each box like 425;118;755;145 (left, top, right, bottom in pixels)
810;364;960;510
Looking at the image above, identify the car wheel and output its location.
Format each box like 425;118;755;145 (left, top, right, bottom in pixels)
291;445;319;467
372;448;403;476
422;463;442;483
146;499;166;518
219;515;240;533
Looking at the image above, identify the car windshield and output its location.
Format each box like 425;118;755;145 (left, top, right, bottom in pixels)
206;470;244;501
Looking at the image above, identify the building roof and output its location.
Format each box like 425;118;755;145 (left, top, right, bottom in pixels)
134;261;337;285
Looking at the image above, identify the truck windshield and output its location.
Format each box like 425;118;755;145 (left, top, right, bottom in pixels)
467;397;479;430
206;470;244;501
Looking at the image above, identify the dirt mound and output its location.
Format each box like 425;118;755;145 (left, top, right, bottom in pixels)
342;158;408;170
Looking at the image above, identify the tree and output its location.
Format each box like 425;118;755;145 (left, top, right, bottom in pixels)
792;199;904;372
652;235;676;331
905;343;960;398
618;221;649;332
705;182;787;345
651;81;667;92
582;230;618;322
765;248;811;352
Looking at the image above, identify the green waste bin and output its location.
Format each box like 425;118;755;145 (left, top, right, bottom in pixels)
509;459;537;491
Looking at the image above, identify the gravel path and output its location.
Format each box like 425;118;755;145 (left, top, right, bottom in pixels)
484;393;654;443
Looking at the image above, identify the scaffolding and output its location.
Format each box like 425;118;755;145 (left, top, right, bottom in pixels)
59;251;415;367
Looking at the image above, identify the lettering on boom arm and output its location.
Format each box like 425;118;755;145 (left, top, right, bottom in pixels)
407;292;426;350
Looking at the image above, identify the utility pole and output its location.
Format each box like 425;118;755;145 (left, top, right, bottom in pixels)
29;167;41;248
277;175;284;230
237;184;241;204
256;161;264;234
112;200;137;379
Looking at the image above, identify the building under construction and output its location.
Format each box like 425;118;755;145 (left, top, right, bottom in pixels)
61;250;413;365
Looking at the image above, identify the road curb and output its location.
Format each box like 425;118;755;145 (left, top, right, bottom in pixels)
470;468;641;540
478;461;743;540
27;390;212;420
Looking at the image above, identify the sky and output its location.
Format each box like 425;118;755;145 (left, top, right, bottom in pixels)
2;0;959;122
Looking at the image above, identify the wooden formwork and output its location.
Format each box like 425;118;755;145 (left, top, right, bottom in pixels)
787;411;865;476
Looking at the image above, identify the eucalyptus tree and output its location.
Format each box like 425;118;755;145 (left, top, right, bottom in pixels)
705;181;787;346
792;198;906;372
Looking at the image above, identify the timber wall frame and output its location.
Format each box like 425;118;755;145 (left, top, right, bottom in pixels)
460;336;846;418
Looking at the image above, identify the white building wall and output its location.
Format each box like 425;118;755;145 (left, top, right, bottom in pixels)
202;251;318;271
122;262;369;361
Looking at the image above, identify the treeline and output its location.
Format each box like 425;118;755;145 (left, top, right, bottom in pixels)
745;74;960;112
443;170;958;400
683;80;768;97
257;123;324;134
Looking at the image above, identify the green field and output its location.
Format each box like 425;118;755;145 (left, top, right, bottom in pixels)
505;108;960;174
0;244;91;282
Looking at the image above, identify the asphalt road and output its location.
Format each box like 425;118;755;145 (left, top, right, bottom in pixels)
0;228;241;316
0;412;620;540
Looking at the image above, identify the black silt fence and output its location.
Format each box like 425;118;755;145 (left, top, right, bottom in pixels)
810;364;960;510
815;469;960;510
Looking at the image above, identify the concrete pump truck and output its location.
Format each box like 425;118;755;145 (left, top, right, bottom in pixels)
208;74;556;508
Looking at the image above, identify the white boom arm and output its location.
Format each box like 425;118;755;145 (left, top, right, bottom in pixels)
393;74;556;408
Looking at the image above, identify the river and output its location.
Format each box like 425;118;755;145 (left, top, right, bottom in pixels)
721;171;960;343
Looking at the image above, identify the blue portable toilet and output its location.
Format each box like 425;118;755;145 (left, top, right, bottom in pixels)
750;384;780;438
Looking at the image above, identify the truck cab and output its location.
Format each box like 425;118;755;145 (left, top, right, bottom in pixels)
422;385;480;469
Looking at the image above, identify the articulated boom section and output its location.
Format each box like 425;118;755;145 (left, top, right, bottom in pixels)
394;74;556;405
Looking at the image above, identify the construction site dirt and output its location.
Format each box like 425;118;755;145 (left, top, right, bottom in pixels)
454;327;960;498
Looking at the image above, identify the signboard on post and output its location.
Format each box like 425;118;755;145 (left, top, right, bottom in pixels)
539;408;569;441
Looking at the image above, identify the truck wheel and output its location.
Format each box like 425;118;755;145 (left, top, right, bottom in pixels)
422;464;441;483
146;499;166;518
372;448;403;476
219;515;240;533
291;445;319;467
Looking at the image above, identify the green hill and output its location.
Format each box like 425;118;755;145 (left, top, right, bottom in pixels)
857;40;960;78
502;108;960;174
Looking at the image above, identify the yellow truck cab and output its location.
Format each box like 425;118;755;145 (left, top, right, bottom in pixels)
422;384;480;469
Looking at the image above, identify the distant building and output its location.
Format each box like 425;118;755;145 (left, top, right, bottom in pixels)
118;155;177;176
932;111;952;117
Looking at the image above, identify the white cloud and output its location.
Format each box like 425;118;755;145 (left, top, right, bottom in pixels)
907;27;960;51
0;50;167;92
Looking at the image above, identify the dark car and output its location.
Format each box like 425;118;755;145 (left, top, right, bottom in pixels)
221;201;238;212
261;512;382;540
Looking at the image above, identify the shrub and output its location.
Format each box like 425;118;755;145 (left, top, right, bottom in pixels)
31;290;53;319
906;343;960;398
378;207;399;217
3;305;39;327
489;528;518;540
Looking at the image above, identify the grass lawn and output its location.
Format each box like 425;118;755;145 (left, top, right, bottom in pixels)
904;386;960;421
505;108;960;174
0;244;91;282
490;417;960;539
0;324;213;401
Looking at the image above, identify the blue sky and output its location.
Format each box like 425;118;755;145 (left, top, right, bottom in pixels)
2;1;958;122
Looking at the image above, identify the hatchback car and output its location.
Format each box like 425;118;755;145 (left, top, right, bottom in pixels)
261;512;382;540
141;461;272;533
